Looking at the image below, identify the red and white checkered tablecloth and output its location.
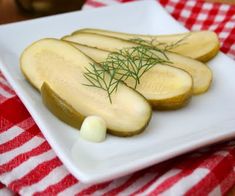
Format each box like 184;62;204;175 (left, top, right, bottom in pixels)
0;0;235;195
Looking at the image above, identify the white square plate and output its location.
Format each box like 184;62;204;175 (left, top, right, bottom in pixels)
1;0;235;184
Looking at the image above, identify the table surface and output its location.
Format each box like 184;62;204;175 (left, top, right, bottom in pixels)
1;0;235;195
0;0;86;24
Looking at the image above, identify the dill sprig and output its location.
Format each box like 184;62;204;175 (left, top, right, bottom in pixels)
129;33;190;52
83;45;171;103
83;62;121;103
83;34;189;103
105;45;171;88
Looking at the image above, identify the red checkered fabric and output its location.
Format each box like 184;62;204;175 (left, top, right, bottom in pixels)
0;0;235;195
158;0;235;59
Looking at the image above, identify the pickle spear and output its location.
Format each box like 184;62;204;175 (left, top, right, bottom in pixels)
20;39;152;136
74;28;220;62
71;43;193;110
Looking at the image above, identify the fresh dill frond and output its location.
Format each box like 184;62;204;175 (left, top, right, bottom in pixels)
83;62;120;103
106;45;171;88
129;33;190;52
83;44;172;103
